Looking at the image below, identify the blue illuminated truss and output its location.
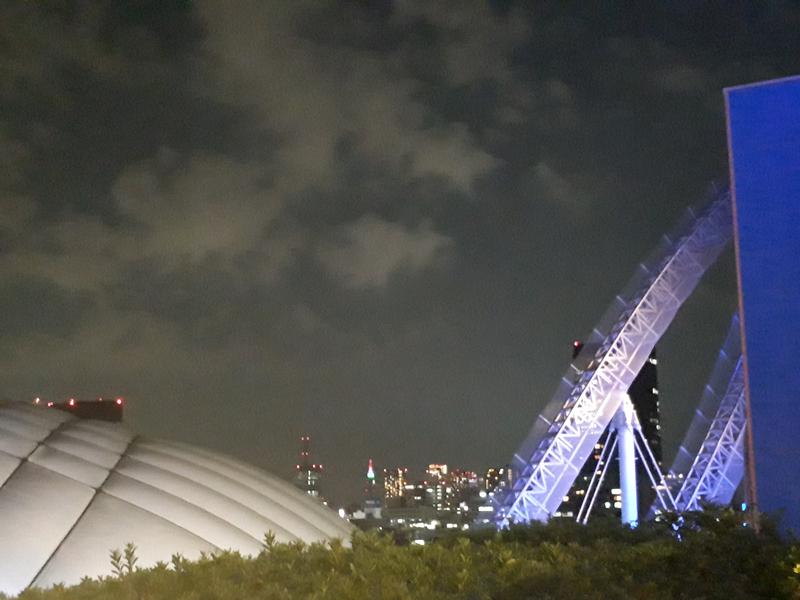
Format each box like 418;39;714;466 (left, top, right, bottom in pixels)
657;315;746;514
498;189;733;526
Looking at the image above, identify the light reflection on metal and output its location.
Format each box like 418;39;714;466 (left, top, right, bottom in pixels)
498;189;733;526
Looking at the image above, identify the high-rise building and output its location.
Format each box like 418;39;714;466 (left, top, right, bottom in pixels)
449;469;480;518
293;435;323;497
473;466;513;527
426;464;452;513
426;464;448;478
485;466;513;494
383;467;408;507
403;481;431;508
631;350;662;513
559;343;662;519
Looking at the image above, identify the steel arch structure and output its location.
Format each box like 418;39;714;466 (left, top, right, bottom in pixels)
498;189;733;526
660;316;746;514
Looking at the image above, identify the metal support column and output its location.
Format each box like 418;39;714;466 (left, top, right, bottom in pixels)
612;394;638;526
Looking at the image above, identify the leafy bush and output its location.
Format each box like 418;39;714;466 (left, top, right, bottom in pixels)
7;510;799;599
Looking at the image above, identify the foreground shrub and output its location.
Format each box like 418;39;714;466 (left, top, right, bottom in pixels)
8;510;799;599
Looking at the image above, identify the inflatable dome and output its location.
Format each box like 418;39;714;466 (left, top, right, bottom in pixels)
0;401;352;595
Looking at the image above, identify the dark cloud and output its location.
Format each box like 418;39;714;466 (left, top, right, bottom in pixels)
0;274;92;338
1;1;798;505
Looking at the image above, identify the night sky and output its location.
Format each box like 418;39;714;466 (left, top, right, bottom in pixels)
2;1;799;508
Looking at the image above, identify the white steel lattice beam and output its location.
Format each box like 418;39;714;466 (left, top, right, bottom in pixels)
665;317;746;513
499;191;733;526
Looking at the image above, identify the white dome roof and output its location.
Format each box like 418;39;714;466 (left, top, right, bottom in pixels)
0;402;352;595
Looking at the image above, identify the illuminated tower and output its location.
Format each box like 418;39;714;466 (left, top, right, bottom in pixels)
363;458;382;518
294;435;322;497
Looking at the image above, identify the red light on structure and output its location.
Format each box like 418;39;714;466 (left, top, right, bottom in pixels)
115;398;123;406
33;397;41;405
47;402;54;407
68;398;76;407
573;340;581;347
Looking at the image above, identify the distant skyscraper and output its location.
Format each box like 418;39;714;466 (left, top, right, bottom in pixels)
560;344;662;518
383;467;408;507
372;463;487;531
629;351;663;464
485;466;513;494
404;481;431;508
426;464;451;513
426;464;448;478
293;435;322;497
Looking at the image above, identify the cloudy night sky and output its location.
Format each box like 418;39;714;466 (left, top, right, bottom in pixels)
1;1;799;506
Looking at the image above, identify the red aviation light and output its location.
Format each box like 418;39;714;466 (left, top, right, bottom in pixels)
115;398;124;406
33;397;41;405
68;398;76;407
47;401;54;407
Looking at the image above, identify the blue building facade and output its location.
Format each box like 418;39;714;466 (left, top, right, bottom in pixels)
726;76;800;532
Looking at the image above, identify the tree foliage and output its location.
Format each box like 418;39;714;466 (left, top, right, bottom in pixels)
5;510;798;599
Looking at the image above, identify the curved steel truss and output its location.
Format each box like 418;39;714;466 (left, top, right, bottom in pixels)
499;189;733;525
658;315;746;514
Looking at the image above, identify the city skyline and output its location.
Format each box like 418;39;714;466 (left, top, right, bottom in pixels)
1;2;799;507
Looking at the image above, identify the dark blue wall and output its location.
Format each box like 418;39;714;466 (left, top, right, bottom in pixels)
726;76;800;533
